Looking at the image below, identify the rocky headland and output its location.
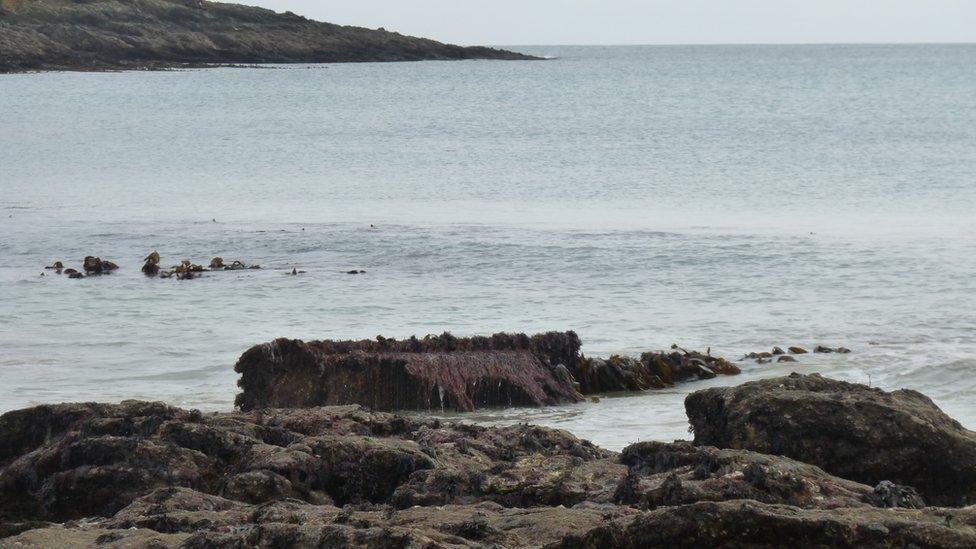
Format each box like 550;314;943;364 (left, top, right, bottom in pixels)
0;0;537;73
1;372;975;547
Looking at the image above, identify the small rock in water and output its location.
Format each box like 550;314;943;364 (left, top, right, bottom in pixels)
777;355;797;363
44;261;64;270
347;269;366;275
772;346;785;355
814;345;851;354
788;346;808;354
209;257;225;269
68;271;85;279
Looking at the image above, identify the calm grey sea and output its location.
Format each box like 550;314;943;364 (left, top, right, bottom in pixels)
1;44;975;449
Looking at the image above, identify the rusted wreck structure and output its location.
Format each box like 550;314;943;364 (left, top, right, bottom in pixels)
235;331;741;412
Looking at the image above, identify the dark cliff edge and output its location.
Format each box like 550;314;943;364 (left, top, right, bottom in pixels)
0;0;539;73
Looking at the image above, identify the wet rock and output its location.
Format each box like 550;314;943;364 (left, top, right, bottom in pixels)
346;269;366;274
686;373;976;506
813;345;852;354
6;494;632;548
67;271;84;279
209;257;225;269
771;346;784;355
776;355;797;363
0;400;612;525
2;392;975;547
235;332;587;412
873;480;926;509
220;470;301;504
616;441;899;510
572;347;740;395
788;346;808;354
556;500;976;548
44;261;63;270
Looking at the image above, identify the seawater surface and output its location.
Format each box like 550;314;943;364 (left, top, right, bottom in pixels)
2;44;975;449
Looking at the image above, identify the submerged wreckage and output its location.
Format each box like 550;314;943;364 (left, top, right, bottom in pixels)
235;331;743;412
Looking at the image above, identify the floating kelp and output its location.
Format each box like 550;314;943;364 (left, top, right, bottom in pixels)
570;345;740;394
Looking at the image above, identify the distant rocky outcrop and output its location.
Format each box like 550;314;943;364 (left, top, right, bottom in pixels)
234;332;741;412
235;332;587;412
0;0;537;72
3;397;970;547
686;373;976;507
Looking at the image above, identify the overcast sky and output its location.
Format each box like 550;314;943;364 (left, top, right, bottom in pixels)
248;0;976;46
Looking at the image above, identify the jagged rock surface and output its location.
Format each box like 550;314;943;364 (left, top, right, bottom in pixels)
556;500;976;548
3;397;971;547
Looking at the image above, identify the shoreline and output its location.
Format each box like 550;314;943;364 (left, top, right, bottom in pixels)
0;56;545;76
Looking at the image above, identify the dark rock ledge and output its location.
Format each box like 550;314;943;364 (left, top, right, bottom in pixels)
2;374;976;547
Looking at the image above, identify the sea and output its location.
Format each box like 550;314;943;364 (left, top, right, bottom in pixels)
1;44;974;450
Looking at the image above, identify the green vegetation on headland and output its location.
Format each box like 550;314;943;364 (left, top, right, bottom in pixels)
0;0;538;73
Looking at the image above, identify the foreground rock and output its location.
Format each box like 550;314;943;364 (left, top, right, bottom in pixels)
3;398;969;547
557;500;976;548
235;332;741;412
0;0;536;73
686;373;976;507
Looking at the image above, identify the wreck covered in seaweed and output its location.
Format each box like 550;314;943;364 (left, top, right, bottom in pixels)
236;331;741;412
235;332;585;412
